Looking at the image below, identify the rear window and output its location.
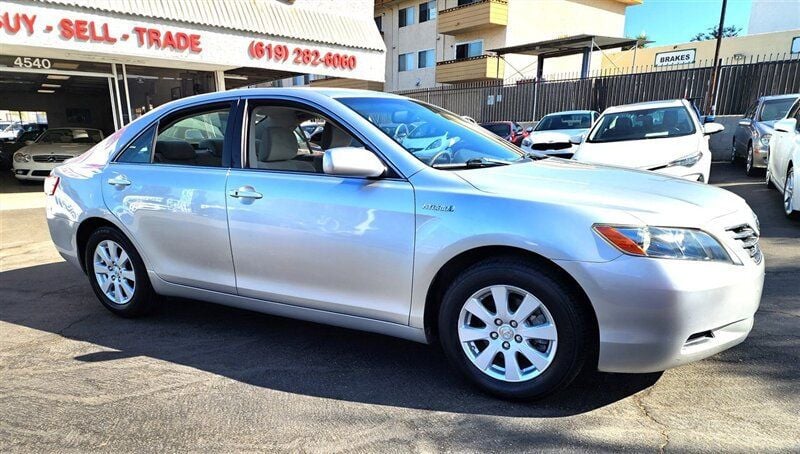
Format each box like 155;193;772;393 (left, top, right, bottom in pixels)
588;106;695;143
481;123;510;136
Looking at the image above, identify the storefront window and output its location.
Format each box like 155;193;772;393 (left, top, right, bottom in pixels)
123;65;215;122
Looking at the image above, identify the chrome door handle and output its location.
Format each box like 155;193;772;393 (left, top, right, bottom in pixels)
107;175;131;186
228;187;263;199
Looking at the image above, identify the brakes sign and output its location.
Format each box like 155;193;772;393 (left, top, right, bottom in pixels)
654;49;697;67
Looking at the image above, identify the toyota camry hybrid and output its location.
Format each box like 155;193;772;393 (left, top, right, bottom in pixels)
46;88;764;399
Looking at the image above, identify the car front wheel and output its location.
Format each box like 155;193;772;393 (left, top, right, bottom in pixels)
438;257;592;400
85;226;157;317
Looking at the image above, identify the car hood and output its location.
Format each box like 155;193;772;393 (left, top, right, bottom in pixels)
573;134;701;170
19;142;94;156
454;159;748;224
530;128;586;141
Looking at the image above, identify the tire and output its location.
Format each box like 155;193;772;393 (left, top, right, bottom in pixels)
84;226;157;317
438;257;592;400
784;167;800;220
745;144;757;177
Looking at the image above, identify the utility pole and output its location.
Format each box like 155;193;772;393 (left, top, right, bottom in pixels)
705;0;727;115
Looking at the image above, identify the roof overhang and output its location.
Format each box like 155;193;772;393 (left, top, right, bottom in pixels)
1;0;386;82
490;34;642;59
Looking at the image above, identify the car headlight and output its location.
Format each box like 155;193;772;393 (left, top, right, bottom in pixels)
13;152;30;163
667;151;702;168
594;225;732;263
759;134;771;148
425;138;443;150
521;138;532;147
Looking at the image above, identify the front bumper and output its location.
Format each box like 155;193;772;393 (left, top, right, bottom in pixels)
751;144;768;169
12;161;58;180
556;254;764;373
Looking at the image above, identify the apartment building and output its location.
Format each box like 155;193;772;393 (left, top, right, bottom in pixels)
372;0;641;91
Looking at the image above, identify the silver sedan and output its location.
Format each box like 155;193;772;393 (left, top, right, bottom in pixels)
46;88;764;400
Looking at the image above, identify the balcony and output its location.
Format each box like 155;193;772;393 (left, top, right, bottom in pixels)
309;77;384;91
436;55;504;84
437;0;508;35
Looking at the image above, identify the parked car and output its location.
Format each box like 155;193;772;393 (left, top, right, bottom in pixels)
13;127;103;181
521;110;599;158
46;88;763;400
0;130;45;170
572;99;724;183
480;121;528;146
765;98;800;219
733;94;800;176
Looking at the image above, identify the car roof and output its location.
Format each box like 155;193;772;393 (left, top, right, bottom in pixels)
542;110;596;116
760;93;800;101
603;99;686;114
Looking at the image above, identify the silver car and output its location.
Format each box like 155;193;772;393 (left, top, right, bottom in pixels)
732;94;800;176
46;88;764;400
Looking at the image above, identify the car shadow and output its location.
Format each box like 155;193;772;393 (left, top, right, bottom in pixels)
0;261;661;417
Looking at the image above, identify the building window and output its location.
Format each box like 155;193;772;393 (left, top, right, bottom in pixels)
374;16;382;32
455;41;483;60
399;6;415;28
792;36;800;54
398;53;415;72
457;0;480;5
419;1;437;22
418;49;435;69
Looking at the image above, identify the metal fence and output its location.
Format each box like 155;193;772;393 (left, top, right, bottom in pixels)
394;55;800;122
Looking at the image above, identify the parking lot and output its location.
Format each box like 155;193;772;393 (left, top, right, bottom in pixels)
0;163;798;452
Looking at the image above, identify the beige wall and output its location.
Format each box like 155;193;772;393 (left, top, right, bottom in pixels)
376;0;636;90
603;29;800;71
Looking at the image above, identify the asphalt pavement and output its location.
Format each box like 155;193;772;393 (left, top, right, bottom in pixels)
0;163;798;452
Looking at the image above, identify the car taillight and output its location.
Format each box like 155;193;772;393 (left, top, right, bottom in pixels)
44;175;60;196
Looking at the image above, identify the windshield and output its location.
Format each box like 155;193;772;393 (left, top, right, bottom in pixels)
339;97;524;168
759;98;797;122
37;128;103;144
588;106;695;143
536;113;593;131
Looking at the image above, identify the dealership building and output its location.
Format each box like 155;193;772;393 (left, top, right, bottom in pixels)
0;0;385;134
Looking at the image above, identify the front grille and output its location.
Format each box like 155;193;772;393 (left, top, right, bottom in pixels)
531;142;572;151
726;224;762;264
32;154;72;163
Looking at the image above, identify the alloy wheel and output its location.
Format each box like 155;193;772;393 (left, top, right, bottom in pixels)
785;168;795;215
93;240;136;305
458;285;558;383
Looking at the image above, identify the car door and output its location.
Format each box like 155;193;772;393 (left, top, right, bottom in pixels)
102;101;237;294
225;99;416;324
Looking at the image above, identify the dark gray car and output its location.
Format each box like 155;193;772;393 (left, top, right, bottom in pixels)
732;94;800;176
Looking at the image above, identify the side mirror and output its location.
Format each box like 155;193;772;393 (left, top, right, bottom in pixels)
569;134;583;145
323;147;386;178
703;123;725;135
738;118;752;127
774;118;798;133
526;126;534;133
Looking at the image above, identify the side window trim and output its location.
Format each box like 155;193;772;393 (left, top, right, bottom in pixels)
237;96;404;179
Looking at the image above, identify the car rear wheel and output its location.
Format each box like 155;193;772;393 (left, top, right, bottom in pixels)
784;167;799;220
85;227;157;317
438;257;592;400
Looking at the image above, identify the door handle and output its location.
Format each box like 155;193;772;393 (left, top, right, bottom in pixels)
229;186;263;199
107;175;131;186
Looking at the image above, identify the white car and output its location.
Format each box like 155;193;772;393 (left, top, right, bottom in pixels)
0;121;22;141
572;100;724;183
521;110;599;158
766;99;800;219
12;127;104;181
